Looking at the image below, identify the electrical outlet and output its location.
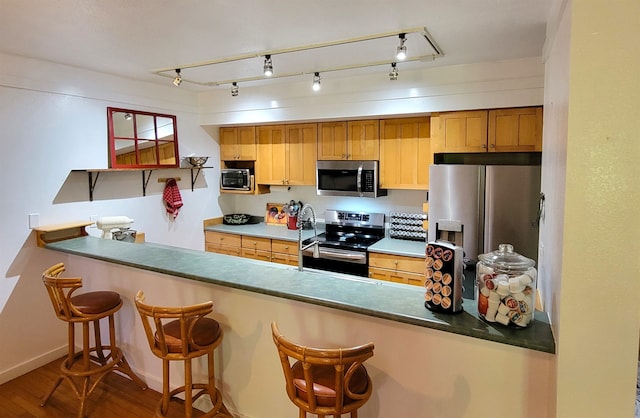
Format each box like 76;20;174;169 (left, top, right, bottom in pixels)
89;215;98;228
28;213;40;229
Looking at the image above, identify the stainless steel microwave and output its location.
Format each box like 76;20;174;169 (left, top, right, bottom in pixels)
316;160;387;198
220;168;252;191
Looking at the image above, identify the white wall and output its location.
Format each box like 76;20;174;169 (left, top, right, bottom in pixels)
0;52;221;382
543;1;640;417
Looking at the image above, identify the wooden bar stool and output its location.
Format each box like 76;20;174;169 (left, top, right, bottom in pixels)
134;290;231;418
271;322;375;418
41;263;147;418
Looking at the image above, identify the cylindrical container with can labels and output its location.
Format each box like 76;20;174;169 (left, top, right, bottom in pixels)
476;244;536;328
424;240;464;314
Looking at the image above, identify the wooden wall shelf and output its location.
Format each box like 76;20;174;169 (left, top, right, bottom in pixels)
32;221;93;247
72;167;213;201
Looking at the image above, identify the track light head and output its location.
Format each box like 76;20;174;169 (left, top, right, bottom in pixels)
312;72;321;91
389;62;398;81
124;113;132;120
396;34;407;61
172;69;182;87
263;55;273;77
231;82;239;97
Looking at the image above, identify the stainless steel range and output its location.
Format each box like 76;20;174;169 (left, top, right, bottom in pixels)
301;209;385;277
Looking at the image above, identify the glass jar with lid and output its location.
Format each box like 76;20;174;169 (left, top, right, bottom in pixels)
476;244;536;327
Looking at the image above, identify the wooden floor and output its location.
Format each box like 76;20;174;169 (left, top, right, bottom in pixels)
0;357;230;417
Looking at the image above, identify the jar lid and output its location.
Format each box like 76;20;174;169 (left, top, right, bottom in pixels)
478;244;535;272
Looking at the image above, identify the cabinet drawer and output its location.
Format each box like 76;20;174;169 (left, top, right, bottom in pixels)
241;248;271;262
206;244;242;257
368;267;425;287
271;253;298;266
241;236;272;252
272;239;298;256
205;231;241;247
369;253;424;274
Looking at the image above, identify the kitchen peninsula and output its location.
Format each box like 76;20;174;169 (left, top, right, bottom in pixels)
45;236;554;417
46;236;554;351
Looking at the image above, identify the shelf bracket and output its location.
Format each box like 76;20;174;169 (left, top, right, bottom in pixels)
87;172;100;202
141;170;154;196
190;168;203;191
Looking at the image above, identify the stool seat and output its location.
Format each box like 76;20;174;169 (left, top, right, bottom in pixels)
158;317;222;353
41;263;147;418
135;291;232;418
271;322;375;418
70;291;121;315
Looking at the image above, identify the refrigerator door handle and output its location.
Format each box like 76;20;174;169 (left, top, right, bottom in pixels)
533;192;545;227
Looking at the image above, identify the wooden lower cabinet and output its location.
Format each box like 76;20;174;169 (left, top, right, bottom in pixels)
204;231;242;257
271;239;299;266
241;236;272;262
368;252;425;287
205;231;298;266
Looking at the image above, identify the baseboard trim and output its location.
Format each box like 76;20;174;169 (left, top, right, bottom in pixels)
0;345;67;385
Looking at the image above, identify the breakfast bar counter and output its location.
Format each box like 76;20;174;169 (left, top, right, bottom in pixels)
46;236;555;354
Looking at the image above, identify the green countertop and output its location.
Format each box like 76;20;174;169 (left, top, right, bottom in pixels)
46;236;555;354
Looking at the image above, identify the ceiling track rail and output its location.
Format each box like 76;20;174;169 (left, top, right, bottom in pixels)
152;26;444;87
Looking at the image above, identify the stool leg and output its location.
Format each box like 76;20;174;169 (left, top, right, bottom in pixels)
94;319;106;364
160;359;170;416
185;358;193;418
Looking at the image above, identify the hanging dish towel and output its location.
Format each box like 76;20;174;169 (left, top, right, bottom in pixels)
163;178;183;220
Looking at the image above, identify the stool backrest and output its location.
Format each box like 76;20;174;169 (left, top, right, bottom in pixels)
42;262;85;321
134;290;214;358
271;322;374;415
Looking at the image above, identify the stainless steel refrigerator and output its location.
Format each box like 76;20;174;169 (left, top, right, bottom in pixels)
427;164;541;264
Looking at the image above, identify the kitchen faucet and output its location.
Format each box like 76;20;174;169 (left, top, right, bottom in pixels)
297;203;319;271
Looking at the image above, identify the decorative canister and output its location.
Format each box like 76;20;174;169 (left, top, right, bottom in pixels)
476;244;536;327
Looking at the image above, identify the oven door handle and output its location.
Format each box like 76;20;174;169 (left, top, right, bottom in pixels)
315;248;367;264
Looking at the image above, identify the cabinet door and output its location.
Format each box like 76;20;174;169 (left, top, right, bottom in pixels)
379;117;430;190
434;111;488;153
318;122;348;160
285;124;317;185
348;120;380;160
220;126;257;160
256;125;287;185
488;107;543;152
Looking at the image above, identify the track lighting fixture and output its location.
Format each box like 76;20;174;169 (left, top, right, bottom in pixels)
312;72;321;91
172;69;182;86
231;82;239;96
396;33;407;61
389;62;398;80
124;113;132;120
263;55;273;77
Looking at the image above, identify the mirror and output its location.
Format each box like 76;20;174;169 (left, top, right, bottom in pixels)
107;107;179;168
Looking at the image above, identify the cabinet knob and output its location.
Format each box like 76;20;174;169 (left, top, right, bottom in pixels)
341;154;346;159
490;143;495;148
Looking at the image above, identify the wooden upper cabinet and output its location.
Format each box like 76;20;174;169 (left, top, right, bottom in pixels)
256;123;317;186
317;122;348;160
317;120;379;160
488;107;543;152
433;110;488;153
432;107;543;153
348;120;379;160
256;125;287;185
379;117;430;190
285;123;318;185
220;126;257;160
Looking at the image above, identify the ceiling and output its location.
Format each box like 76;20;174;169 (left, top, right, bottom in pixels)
0;0;552;92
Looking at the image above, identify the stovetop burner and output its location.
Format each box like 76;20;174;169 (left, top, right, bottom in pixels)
302;209;386;252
